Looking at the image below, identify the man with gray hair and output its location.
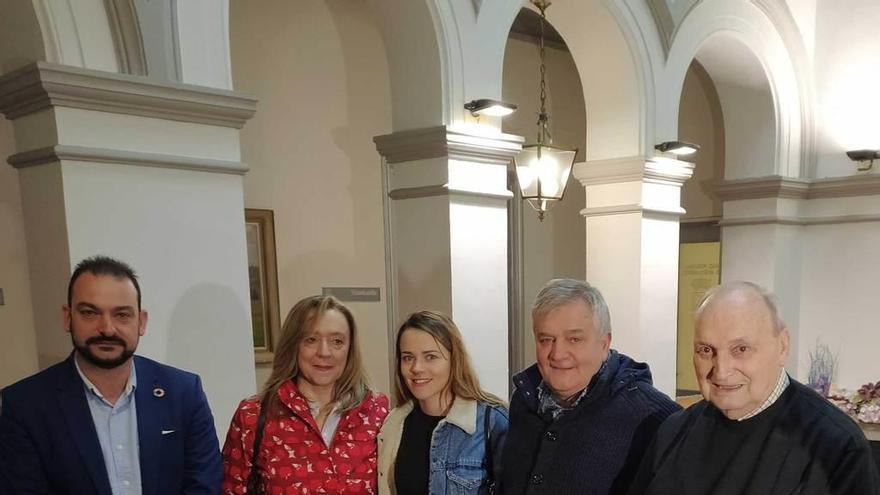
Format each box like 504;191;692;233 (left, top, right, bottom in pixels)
499;279;680;494
629;281;879;494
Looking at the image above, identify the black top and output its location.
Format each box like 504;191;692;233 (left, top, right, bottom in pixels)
629;379;880;495
394;404;443;495
499;350;681;495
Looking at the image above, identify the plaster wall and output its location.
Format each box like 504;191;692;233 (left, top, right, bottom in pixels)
0;0;46;73
391;195;453;321
715;80;775;180
638;215;682;395
679;63;723;220
450;198;509;398
0;117;38;388
59;161;255;436
584;212;643;350
230;0;392;393
799;222;880;389
720;221;804;374
16;162;71;369
503;37;586;369
175;0;231;89
367;0;442;129
812;0;880;177
550;1;642;159
784;0;817;59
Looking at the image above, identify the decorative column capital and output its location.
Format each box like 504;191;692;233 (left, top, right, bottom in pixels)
373;125;523;165
573;155;694;219
374;126;521;201
715;174;880;227
0;62;257;128
573;155;695;187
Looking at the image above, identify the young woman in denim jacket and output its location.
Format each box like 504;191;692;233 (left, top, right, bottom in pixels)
378;311;509;495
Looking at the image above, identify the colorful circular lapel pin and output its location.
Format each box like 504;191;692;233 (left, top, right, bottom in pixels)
153;387;166;398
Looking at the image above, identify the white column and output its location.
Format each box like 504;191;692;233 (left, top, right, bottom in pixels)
0;62;257;435
573;156;694;397
374;126;522;399
714;176;812;377
715;174;880;386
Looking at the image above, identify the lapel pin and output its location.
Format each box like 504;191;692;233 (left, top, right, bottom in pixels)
153;387;166;398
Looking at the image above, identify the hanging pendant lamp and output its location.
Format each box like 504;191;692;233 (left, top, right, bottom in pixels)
513;0;577;221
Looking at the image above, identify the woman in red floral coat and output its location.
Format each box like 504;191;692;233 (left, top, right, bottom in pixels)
222;295;390;494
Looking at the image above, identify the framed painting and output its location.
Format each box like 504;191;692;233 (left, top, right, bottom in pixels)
245;209;281;364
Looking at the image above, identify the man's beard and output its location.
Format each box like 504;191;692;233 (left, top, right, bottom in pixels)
71;329;136;369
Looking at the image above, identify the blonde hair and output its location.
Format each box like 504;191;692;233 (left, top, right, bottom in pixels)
261;295;368;416
394;310;505;412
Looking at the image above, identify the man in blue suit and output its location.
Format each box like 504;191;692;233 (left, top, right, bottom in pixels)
0;256;222;494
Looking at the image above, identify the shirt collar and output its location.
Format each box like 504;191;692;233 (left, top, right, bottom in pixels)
74;355;137;402
538;360;608;419
738;367;789;421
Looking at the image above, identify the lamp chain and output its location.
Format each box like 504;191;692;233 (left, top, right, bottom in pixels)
535;0;551;146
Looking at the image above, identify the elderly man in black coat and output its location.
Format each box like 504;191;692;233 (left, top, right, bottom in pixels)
629;281;880;494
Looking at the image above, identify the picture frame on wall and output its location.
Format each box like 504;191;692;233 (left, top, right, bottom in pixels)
245;208;281;364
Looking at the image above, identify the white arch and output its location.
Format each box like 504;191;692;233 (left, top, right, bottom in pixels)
535;0;653;160
31;0;119;72
371;0;655;146
366;0;445;129
662;0;806;178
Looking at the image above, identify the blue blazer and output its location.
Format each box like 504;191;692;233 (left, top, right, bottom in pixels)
0;354;222;494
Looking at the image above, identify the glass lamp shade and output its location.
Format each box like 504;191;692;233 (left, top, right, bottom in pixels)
514;143;576;215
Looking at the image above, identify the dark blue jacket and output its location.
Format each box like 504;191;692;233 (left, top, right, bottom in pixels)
0;354;222;495
499;350;680;495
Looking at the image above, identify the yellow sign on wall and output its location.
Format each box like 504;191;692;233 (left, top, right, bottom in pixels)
677;242;721;393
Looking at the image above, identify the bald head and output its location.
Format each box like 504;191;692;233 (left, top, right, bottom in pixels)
695;281;785;335
692;281;790;419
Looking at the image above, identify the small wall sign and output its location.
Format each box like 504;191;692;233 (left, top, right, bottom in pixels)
322;287;381;302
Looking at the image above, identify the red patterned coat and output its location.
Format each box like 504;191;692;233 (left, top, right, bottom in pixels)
222;380;389;494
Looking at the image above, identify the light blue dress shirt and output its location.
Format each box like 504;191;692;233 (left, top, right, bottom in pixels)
74;358;143;495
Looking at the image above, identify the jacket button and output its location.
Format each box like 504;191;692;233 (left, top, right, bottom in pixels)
531;474;543;485
545;431;557;441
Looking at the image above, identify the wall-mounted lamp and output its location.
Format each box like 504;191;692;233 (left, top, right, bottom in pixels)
464;99;517;117
655;140;700;156
846;149;879;172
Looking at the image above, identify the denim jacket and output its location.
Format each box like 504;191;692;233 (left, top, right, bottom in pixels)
377;398;509;495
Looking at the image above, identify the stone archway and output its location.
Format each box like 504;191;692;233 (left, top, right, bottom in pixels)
663;1;815;378
662;0;807;179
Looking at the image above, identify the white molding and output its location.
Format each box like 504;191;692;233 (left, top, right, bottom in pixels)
7;144;248;175
715;176;811;200
0;62;257;128
103;0;148;76
580;203;686;219
373;126;524;165
750;0;817;177
715;175;880;200
388;184;448;200
573;155;695;186
388;183;513;201
720;214;880;227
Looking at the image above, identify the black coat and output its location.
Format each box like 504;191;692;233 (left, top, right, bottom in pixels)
499;350;680;494
628;379;880;495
